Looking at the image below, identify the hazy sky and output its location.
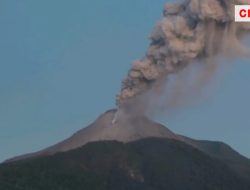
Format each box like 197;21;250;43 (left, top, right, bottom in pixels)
0;0;249;162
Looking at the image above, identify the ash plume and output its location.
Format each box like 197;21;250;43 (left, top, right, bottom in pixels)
115;0;250;113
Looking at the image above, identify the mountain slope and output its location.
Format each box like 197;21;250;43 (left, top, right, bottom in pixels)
180;135;250;180
1;138;250;190
5;109;250;183
1;109;250;189
6;109;182;162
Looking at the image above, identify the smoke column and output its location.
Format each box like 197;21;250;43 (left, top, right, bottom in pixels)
113;0;250;123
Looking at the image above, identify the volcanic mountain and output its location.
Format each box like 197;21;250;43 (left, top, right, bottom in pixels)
1;109;250;190
5;109;181;162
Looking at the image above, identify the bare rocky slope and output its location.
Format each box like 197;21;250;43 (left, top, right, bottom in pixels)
6;109;184;162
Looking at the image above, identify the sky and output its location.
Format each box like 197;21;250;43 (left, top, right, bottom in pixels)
0;0;249;162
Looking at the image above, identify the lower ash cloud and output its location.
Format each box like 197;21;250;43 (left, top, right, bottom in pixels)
115;0;250;118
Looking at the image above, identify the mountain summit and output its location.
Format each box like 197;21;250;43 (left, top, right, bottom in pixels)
6;109;183;162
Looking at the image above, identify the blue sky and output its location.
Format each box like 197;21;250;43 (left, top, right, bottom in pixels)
0;0;249;162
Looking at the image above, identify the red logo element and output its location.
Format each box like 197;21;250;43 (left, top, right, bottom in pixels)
239;9;250;17
235;5;250;22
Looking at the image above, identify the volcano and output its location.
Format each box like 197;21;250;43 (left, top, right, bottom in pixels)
5;109;182;162
1;110;250;190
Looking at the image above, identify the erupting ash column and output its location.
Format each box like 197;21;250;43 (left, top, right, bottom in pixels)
112;0;250;124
